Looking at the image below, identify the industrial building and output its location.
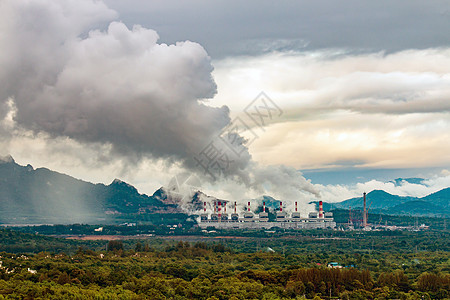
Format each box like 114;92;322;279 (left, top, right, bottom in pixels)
199;200;336;229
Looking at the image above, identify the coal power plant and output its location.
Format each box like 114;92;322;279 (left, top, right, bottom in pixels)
199;200;336;229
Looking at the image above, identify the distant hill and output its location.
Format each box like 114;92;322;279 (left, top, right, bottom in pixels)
331;190;416;210
421;188;450;209
0;156;187;224
386;200;446;216
320;185;450;217
389;178;426;186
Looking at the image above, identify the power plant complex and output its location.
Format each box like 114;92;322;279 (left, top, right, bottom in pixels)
197;192;429;231
199;200;336;229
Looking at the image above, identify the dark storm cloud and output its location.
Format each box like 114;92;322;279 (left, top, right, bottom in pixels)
104;0;450;59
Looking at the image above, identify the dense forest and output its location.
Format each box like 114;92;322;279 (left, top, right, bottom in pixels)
0;228;449;299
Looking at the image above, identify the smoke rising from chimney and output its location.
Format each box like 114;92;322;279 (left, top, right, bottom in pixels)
0;0;320;211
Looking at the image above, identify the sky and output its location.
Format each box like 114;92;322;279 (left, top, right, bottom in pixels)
1;0;450;209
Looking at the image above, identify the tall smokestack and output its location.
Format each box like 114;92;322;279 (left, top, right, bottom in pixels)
280;201;282;212
214;201;216;214
263;202;266;213
224;202;227;213
200;201;208;222
218;201;222;217
231;201;238;221
363;192;367;228
248;201;251;212
319;201;323;218
292;201;300;219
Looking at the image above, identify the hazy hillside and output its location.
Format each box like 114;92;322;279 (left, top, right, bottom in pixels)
0;156;185;224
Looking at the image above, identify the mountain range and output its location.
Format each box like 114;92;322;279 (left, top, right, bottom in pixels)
1;156;449;224
321;189;450;217
0;156;187;224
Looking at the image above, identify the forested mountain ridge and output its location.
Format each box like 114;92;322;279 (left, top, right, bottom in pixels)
0;156;186;224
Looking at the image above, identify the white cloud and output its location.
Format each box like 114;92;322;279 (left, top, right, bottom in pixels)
315;172;450;203
213;50;450;115
212;50;450;171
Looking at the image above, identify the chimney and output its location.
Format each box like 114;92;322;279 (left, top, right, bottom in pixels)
224;202;227;213
280;201;283;212
234;201;237;213
218;201;222;217
319;201;323;218
214;201;216;214
363;192;367;228
263;202;266;213
248;201;251;212
295;201;298;212
203;201;206;213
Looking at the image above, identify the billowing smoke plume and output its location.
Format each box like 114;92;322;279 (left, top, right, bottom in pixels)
0;0;230;162
0;0;319;210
